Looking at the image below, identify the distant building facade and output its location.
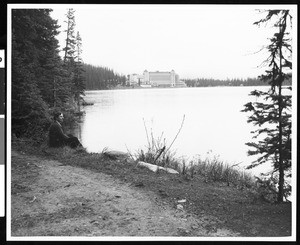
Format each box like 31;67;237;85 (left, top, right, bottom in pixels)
128;73;144;86
127;70;186;87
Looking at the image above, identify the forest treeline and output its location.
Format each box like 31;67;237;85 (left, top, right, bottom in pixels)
183;76;292;87
83;63;126;90
83;70;292;90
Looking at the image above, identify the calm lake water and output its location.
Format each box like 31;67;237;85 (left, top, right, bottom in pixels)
74;86;274;175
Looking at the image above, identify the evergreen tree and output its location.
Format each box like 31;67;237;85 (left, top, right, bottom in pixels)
62;8;77;101
12;9;57;137
62;9;86;113
73;31;85;111
32;10;68;108
12;9;81;138
82;63;126;90
63;8;76;64
242;10;292;202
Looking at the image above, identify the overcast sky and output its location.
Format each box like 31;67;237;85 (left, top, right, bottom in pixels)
48;4;295;80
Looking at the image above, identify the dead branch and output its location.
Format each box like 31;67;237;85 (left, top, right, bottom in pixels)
166;114;185;153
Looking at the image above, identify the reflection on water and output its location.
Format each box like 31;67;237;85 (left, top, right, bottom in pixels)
72;86;283;175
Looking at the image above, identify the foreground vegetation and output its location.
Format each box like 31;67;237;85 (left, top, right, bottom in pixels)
135;139;255;192
133;118;289;203
242;10;292;203
11;137;291;237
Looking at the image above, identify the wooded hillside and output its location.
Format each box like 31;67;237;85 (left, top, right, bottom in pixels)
83;63;127;90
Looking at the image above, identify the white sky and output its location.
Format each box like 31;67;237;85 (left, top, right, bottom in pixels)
47;4;295;80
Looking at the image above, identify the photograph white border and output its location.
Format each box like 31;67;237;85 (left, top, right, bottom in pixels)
6;3;297;242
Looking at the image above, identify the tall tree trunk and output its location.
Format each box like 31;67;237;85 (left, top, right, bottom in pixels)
277;24;284;202
277;84;284;202
64;17;70;62
53;77;57;108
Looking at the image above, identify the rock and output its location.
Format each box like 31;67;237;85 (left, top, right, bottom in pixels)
134;182;145;187
158;189;169;197
177;204;184;210
191;225;198;230
103;150;129;160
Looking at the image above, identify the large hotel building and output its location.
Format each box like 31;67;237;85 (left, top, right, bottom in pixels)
128;70;186;87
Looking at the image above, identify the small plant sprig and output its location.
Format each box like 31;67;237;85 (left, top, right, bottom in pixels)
138;115;185;167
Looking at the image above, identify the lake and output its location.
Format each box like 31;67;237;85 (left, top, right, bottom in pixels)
74;86;274;175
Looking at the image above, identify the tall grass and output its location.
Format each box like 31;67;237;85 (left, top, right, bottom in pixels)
188;155;255;188
135;116;185;168
135;117;255;188
135;131;179;168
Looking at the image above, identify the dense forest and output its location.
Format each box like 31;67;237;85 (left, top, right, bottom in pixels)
12;9;85;139
11;8;129;140
183;76;292;87
83;63;126;90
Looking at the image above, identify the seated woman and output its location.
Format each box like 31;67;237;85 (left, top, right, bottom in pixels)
48;112;82;148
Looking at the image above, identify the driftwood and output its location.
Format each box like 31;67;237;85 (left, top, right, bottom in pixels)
137;161;179;174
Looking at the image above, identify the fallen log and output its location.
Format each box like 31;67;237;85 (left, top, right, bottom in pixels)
137;161;179;174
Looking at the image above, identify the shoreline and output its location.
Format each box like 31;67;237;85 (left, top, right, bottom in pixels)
84;84;275;92
10;139;292;237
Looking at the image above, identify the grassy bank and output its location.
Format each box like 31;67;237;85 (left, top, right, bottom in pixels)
11;138;292;237
136;148;255;189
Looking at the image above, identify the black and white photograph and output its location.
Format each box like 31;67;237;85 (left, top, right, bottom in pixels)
7;3;296;241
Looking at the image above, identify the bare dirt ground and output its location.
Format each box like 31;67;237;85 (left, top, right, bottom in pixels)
11;150;239;237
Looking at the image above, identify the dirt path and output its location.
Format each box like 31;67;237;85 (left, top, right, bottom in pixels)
11;150;240;237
